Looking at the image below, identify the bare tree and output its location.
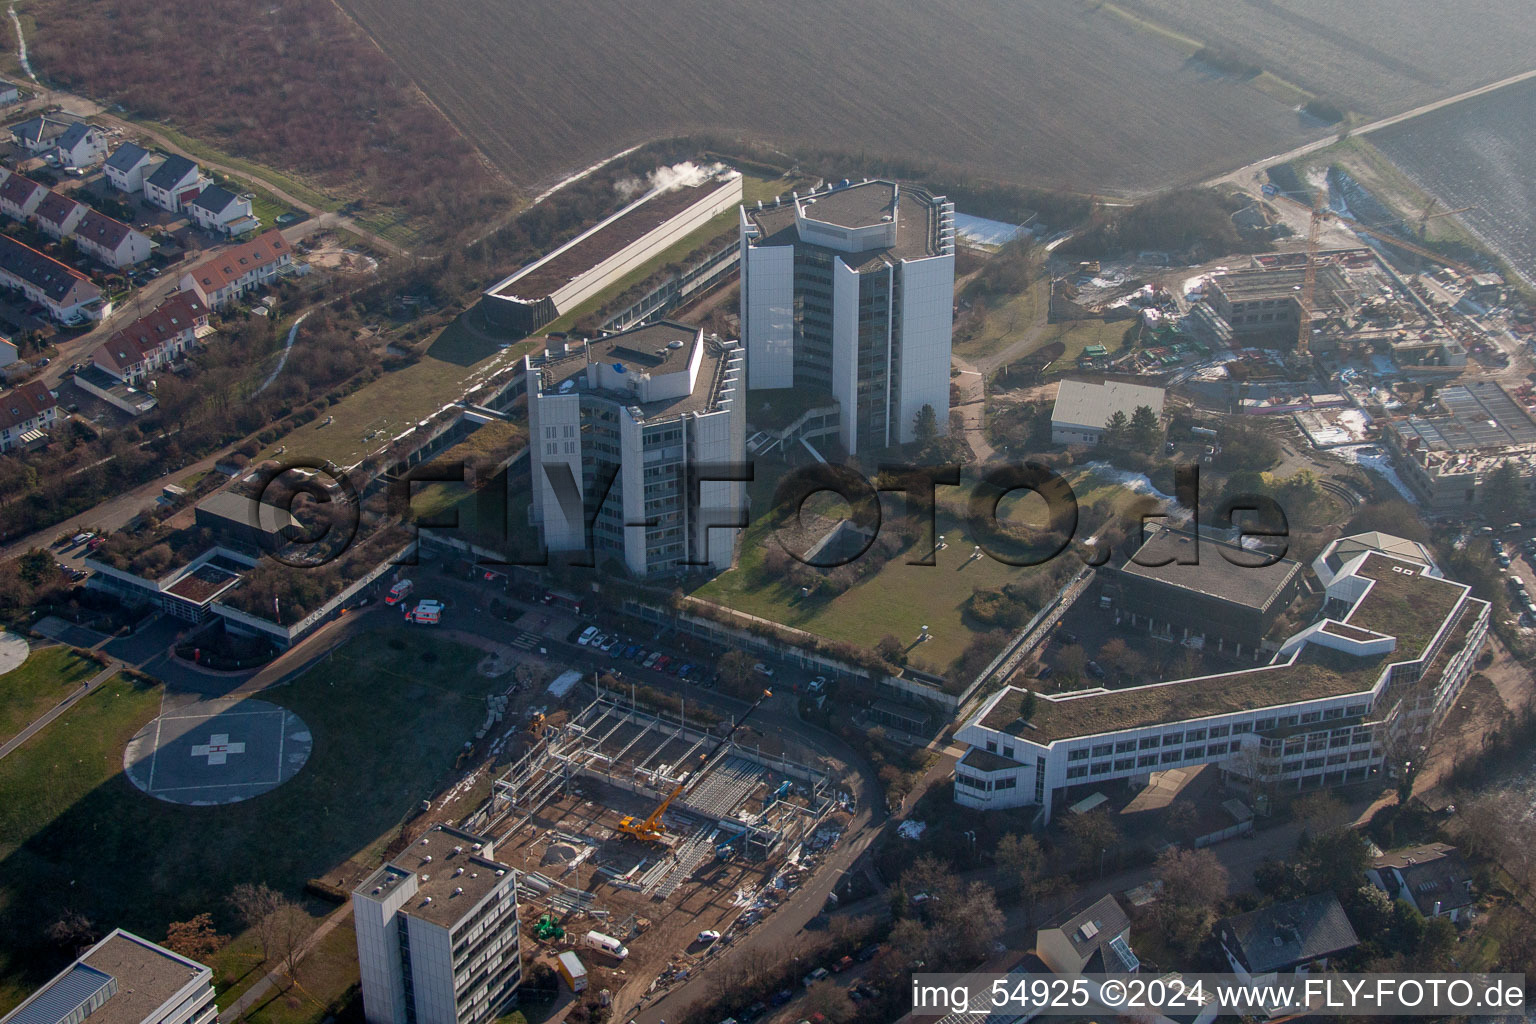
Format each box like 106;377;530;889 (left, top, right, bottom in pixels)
1153;847;1228;950
803;980;855;1023
1062;809;1120;872
229;883;283;962
271;900;311;984
46;911;99;955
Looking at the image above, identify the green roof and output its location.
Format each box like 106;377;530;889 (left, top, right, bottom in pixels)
980;553;1471;743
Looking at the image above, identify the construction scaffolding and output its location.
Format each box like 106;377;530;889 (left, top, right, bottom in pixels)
475;695;839;873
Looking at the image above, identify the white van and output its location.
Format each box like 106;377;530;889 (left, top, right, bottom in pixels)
582;930;628;960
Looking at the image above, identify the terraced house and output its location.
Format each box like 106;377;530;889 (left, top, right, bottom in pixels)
92;292;210;384
178;229;292;309
0;233;108;323
953;535;1488;822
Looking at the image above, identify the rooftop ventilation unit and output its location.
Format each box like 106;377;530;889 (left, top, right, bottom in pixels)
667;339;684;350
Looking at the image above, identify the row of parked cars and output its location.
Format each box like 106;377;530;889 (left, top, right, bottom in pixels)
716;945;884;1023
575;626;716;685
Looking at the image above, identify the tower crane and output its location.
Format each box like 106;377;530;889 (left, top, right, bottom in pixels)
616;688;773;843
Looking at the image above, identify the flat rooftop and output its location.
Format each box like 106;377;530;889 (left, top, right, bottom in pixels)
745;180;944;271
361;827;513;929
533;329;736;422
1210;264;1350;302
586;320;697;376
67;932;206;1024
795;179;897;229
1118;529;1301;612
1391;381;1536;452
493;177;729;302
981;553;1472;742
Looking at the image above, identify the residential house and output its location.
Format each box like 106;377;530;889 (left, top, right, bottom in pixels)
0;233;108;323
1367;843;1475;922
0;378;57;452
9;114;70;153
143;155;205;213
104;142;158;193
1215;893;1359;987
1035;894;1139;975
0;172;46;220
33;190;89;239
0;80;19;106
186;185;256;236
92;291;209;383
179;229;292;309
54;121;107;168
75;210;153;269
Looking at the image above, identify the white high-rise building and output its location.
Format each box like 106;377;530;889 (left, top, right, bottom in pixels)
739;179;955;454
353;825;521;1024
525;320;746;577
0;929;218;1024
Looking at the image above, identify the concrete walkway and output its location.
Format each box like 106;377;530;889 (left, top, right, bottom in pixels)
0;659;121;761
218;904;355;1023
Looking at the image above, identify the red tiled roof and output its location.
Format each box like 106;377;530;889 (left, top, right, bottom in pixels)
76;209;136;250
34;190;86;227
95;292;208;373
0;379;56;430
0;174;44;208
186;229;289;294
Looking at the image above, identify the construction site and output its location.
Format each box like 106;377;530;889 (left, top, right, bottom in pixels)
457;688;849;1002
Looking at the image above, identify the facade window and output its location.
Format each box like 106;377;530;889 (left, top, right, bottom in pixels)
1255;718;1277;732
1184;745;1204;759
1066;766;1088;779
1163;732;1183;745
1115;740;1137;753
1207;741;1228;755
996;777;1017;790
1003;746;1014;759
1090;762;1111;775
1161;750;1181;764
986;741;997;753
1137;754;1158;768
1068;749;1089;761
1114;758;1135;771
1233;722;1253;734
1092;744;1113;757
1304;756;1326;769
1139;737;1159;750
1210;725;1231;737
1186;728;1207;741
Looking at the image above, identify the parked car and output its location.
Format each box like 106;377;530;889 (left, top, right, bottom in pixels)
830;955;855;973
770;988;794;1007
753;662;775;677
803;967;830;988
643;652;662;669
697;930;721;944
576;626;598;646
854;944;881;963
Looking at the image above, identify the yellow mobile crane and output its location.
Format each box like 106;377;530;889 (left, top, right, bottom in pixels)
617;689;772;843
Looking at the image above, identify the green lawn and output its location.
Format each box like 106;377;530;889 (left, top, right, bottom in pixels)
0;646;100;744
1040;318;1137;370
694;481;1059;674
0;630;501;1013
239;924;360;1024
954;278;1049;361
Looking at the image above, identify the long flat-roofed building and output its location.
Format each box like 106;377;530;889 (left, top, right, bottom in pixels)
1206;262;1356;338
954;538;1488;822
481;169;742;336
739;179;955;454
0;929;218;1024
353;824;521;1024
525;320;745;576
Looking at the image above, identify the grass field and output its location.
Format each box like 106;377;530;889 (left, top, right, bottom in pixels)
693;475;1065;673
953;278;1048;361
333;0;1323;196
0;629;500;1012
0;646;99;744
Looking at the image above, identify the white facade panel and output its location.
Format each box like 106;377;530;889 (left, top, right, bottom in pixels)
894;253;954;444
831;258;860;453
619;409;648;576
527;387;586;553
743;243;794;389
